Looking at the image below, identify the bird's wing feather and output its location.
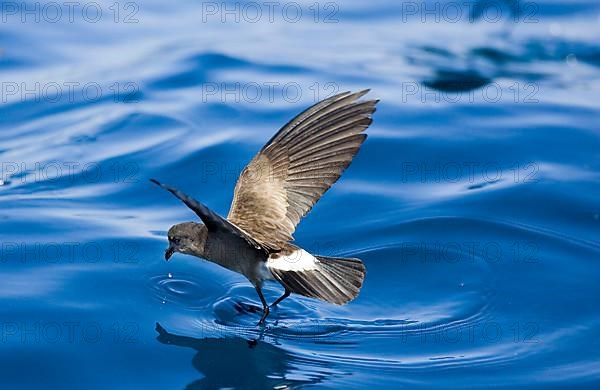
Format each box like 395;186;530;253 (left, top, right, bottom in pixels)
150;179;270;252
227;90;378;250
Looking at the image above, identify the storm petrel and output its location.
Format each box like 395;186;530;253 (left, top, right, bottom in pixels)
151;89;378;324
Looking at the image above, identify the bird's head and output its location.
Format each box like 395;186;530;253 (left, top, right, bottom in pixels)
165;222;207;261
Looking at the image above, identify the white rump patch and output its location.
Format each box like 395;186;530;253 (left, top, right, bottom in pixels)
267;249;319;272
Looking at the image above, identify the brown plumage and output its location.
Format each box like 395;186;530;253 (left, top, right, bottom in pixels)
228;89;376;249
151;90;378;325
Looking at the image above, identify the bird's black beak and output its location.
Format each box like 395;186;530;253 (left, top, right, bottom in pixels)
165;246;175;261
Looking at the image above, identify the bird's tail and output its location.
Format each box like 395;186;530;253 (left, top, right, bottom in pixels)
269;255;366;305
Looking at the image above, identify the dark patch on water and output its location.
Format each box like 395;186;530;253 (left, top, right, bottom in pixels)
423;70;492;92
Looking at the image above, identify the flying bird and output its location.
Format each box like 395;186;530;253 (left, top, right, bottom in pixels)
151;89;378;325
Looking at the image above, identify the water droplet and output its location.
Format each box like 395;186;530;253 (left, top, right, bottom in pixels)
459;282;465;287
566;54;577;66
0;180;4;186
167;272;173;278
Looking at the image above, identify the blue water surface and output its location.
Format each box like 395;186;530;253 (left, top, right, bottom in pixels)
1;0;599;388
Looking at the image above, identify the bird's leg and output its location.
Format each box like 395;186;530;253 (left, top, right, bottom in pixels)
270;289;291;307
254;285;270;326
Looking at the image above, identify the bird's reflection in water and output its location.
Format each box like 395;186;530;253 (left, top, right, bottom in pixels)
155;322;329;389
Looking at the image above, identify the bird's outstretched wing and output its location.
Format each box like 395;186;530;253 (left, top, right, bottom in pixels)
227;90;378;250
150;179;269;252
